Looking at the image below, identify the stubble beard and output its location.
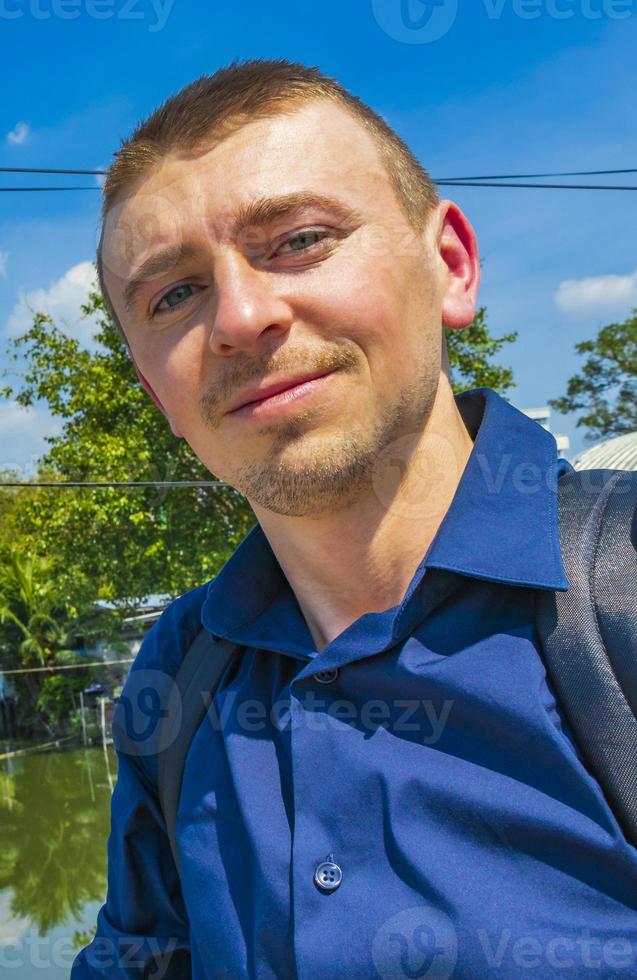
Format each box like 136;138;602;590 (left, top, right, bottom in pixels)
227;374;438;518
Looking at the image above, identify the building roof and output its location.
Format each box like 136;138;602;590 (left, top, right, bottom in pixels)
571;431;637;472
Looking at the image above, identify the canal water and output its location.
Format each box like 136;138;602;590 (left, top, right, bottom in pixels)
0;743;115;978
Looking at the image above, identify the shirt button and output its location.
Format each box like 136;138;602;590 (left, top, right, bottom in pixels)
314;858;343;892
315;667;338;684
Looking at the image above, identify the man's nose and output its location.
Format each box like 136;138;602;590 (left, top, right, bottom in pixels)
208;252;294;354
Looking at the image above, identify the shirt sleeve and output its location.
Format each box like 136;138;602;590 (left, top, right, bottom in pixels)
71;617;191;980
70;585;211;978
70;690;191;978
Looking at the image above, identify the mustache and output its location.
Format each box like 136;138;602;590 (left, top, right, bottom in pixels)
199;346;358;425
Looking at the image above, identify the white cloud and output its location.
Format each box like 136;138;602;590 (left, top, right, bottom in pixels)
6;121;30;145
0;400;52;436
0;401;61;476
4;261;101;347
555;270;637;315
0;251;7;278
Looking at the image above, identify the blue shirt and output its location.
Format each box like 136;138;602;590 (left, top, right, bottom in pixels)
72;387;637;979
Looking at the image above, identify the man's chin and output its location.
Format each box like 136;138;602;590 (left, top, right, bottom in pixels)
230;438;381;518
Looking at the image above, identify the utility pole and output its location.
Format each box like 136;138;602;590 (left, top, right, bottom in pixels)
79;690;88;747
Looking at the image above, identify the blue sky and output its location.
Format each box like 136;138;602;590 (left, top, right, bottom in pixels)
1;0;636;475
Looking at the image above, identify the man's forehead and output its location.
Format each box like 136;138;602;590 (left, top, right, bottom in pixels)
109;101;388;227
101;102;394;284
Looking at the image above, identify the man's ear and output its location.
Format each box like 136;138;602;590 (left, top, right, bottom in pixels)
131;360;183;438
433;201;481;331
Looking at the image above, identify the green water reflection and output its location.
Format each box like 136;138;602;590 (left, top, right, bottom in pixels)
0;743;115;978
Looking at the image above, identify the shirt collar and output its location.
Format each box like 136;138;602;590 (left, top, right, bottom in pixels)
202;386;569;641
425;386;570;590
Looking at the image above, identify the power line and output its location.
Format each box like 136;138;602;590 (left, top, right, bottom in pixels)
0;480;231;488
0;186;98;192
3;181;637;193
0;167;106;175
434;181;637;191
1;165;637;180
437;168;637;181
1;657;135;675
1;164;637;193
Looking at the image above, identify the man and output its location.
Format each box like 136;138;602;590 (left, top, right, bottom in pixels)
72;59;637;979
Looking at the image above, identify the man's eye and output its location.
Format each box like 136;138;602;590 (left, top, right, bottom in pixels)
276;229;329;256
154;283;198;315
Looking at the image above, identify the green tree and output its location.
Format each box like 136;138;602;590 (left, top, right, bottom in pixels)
445;306;517;396
0;546;107;735
1;289;254;609
0;549;70;667
548;310;637;441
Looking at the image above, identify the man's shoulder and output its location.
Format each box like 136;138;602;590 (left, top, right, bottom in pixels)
128;581;212;681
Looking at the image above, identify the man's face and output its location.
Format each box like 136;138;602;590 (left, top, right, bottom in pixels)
102;99;456;517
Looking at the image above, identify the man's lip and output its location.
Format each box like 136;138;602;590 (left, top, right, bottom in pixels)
227;371;334;413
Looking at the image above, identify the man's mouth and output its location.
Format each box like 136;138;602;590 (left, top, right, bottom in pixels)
227;371;337;419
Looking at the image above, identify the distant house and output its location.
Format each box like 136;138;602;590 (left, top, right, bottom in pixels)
571;432;637;472
84;593;173;661
521;406;570;458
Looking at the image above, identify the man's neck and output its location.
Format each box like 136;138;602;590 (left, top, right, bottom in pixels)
251;376;475;652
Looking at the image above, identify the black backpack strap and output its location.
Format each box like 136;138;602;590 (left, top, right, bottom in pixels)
536;467;637;846
157;628;241;874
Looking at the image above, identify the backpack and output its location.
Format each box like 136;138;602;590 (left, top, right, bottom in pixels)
157;468;637;874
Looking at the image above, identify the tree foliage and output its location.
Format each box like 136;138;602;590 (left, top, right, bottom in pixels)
0;550;73;668
548;310;637;441
0;546;109;734
446;306;517;396
1;289;255;609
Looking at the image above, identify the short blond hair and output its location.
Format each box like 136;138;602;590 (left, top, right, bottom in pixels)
96;58;440;345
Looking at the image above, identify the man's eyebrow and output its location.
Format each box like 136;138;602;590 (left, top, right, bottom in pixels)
230;191;361;238
123;242;201;315
122;192;360;315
